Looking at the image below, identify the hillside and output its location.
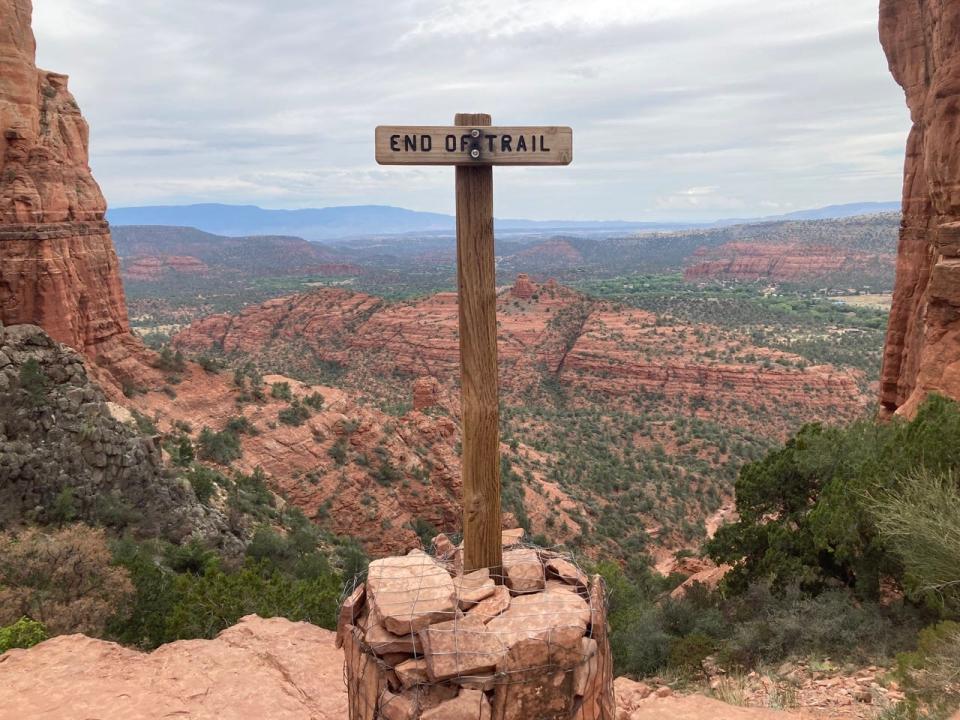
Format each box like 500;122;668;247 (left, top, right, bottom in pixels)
166;276;876;561
113;225;358;280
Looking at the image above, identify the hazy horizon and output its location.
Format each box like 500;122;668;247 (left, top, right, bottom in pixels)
35;0;908;222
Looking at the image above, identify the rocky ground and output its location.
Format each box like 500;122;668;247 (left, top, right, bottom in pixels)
2;615;877;720
0;322;239;550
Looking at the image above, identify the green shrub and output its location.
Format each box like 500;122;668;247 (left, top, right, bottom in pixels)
278;402;310;427
18;358;48;406
668;633;715;676
327;439;348;465
304;392;325;411
0;617;47;653
372;460;402;486
894;621;960;717
869;469;960;607
132;411;158;436
154;347;186;373
196;355;223;373
270;382;292;401
225;416;258;436
708;395;960;600
169;436;194;467
185;466;217;505
49;487;77;525
197;427;242;465
164;560;340;641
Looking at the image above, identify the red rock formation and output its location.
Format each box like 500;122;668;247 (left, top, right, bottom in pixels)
412;375;441;410
684;242;893;282
510;273;537;299
174;282;870;440
879;1;960;416
122;255;209;281
0;0;144;392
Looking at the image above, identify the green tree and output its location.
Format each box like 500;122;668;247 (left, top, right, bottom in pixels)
708;395;960;600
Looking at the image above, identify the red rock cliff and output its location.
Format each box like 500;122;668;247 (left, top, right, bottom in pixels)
879;1;960;416
0;0;136;379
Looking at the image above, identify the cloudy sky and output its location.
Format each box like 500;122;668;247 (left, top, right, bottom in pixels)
33;0;908;221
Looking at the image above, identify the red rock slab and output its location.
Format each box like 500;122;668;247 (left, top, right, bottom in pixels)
1;615;348;720
421;689;492;720
485;591;591;668
545;557;589;591
394;657;430;689
420;615;506;681
364;614;423;656
466;585;512;624
336;582;365;649
454;568;496;609
502;548;545;594
379;690;417;720
366;550;457;636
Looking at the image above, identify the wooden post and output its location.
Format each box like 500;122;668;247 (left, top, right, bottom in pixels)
374;117;571;577
455;112;502;577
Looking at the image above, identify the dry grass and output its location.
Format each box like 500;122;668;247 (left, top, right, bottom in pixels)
711;674;748;707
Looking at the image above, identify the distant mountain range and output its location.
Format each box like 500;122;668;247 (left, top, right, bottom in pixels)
106;201;901;242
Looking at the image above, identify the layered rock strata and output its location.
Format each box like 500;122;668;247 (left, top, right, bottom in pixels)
684;242;894;282
174;283;868;430
0;0;142;392
340;538;614;720
879;1;960;415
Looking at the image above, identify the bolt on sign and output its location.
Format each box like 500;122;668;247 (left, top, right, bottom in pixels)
376;114;573;579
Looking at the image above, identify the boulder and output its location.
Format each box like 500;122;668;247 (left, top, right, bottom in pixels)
420;615;504;681
454;568;496;609
466;585;512;624
367;550;456;635
502;548;545;594
421;689;491;720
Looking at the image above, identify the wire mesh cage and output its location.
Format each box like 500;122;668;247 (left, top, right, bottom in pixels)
338;532;615;719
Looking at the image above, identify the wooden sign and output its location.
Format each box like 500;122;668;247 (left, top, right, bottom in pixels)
375;125;572;166
375;114;573;578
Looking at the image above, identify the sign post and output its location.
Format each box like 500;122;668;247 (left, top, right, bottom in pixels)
376;115;573;577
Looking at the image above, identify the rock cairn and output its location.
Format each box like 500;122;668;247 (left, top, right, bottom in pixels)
339;531;614;719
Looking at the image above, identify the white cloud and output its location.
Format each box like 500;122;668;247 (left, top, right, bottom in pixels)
30;0;909;221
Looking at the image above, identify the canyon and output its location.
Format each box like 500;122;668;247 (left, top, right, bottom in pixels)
2;0;959;717
173;276;870;434
879;0;960;416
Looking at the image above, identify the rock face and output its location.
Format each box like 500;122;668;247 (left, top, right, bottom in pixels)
0;0;140;389
879;1;960;416
684;242;893;282
0;322;239;550
122;255;210;281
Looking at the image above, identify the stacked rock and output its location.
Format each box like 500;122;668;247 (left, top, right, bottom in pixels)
339;532;614;719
